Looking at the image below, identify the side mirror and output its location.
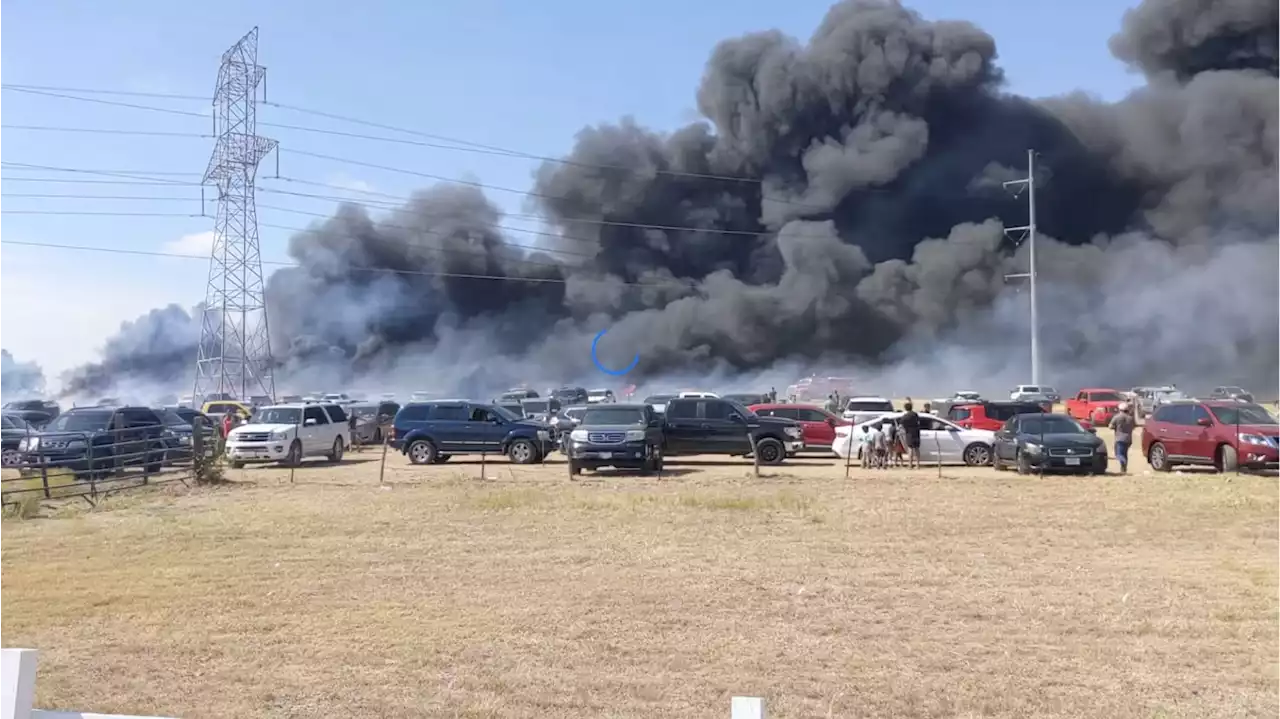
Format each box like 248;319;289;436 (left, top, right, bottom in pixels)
304;418;317;426
1087;427;1097;434
1196;417;1212;427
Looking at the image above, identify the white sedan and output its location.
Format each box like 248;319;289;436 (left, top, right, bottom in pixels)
832;412;995;466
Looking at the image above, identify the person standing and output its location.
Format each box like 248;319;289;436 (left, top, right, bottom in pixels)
768;386;777;403
899;402;922;469
1109;402;1135;474
859;425;877;469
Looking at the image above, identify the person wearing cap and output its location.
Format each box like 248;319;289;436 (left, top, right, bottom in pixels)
1109;402;1135;474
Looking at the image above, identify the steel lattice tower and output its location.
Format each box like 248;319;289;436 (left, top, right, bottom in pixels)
194;27;278;402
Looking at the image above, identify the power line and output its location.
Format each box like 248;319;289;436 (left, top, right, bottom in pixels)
0;239;659;287
0;83;208;101
1;177;205;186
1;124;212;139
1;86;208;118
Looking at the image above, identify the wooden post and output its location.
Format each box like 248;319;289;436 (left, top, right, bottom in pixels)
378;431;390;486
39;456;49;499
480;449;487;480
731;696;765;719
843;428;853;479
747;432;760;478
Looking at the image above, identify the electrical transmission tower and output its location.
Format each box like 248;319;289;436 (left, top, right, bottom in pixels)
1002;149;1041;385
193;27;278;402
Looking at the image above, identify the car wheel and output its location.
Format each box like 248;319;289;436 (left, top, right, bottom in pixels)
229;460;245;469
1016;450;1032;475
755;438;785;465
407;439;436;465
431;454;451;464
507;438;538;465
328;436;345;463
992;449;1005;472
1147;442;1171;472
1217;445;1238;473
963;443;991;467
280;440;303;467
567;457;582;478
372;429;382;445
1;449;22;467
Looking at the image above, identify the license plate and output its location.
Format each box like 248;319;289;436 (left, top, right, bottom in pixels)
597;452;612;459
1065;457;1081;466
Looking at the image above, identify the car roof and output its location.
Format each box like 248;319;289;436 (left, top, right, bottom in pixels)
1078;387;1120;392
1017;412;1074;420
846;396;891;402
585;402;648;410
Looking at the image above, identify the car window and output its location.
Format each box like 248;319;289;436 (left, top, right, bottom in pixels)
397;404;429;422
303;406;329;425
431;405;469;421
1088;391;1123;402
122;408;161;428
469;406;499;422
949;407;972;421
1001;418;1017;433
703;400;731;420
665;401;697;419
1190;405;1212;425
797;409;828;422
1;416;15;429
1166;404;1193;425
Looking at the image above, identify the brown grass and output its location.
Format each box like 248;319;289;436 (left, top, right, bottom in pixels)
2;447;1276;718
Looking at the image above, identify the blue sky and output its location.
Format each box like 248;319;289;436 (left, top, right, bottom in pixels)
1;0;1144;379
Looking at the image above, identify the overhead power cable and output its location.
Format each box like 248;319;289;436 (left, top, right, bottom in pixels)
2;83;761;184
1;239;654;286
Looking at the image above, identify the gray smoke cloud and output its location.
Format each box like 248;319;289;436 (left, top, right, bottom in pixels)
57;0;1278;403
1;350;46;397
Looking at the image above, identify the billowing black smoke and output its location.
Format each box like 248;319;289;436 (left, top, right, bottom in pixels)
60;0;1278;400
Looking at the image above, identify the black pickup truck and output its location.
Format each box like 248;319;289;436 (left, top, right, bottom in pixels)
661;397;804;465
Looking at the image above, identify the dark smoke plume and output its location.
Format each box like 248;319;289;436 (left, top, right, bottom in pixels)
60;0;1278;401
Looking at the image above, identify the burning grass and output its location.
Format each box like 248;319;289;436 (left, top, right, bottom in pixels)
2;455;1276;718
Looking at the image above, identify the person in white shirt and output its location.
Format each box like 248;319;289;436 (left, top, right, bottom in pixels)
860;424;881;469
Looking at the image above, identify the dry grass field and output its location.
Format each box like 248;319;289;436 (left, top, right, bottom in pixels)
3;435;1277;718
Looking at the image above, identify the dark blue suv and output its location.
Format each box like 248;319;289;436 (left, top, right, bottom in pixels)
391;401;555;465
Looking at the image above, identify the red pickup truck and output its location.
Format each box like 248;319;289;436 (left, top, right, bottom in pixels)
1065;388;1126;426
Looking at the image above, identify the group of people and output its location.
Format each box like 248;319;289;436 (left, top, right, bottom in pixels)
855;401;924;469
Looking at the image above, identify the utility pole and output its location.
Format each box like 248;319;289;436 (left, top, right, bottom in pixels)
1002;149;1040;385
193;27;278;403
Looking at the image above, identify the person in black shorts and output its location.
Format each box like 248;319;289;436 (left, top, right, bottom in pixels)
899;401;922;469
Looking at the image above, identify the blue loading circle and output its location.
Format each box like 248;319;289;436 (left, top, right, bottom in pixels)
591;329;639;376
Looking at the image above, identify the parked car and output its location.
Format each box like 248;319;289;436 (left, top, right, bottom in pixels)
643;394;677;414
1142;400;1278;472
991;412;1107;475
550;387;589;405
1131;386;1187;418
676;390;720;399
2;412;35;467
391;401;555;465
724;393;771;406
153;407;196;461
833;412;995;466
946;400;1047;432
564;403;665;476
952;391;982;402
20;405;168;478
661;397;803;465
1210;386;1254;402
498;388;540;403
348;400;400;444
749;403;849;452
841;397;896;425
586;388;616;404
519;397;563;423
224;403;349;468
202;400;253;422
1;400;60;428
1010;384;1060;403
1064;388;1126;426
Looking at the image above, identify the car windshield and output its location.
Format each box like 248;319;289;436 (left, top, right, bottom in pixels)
1090;391;1124;402
157;410;187;427
726;399;757;420
350;405;378;418
1209;404;1277;425
1220;387;1246;394
1154;390;1187;402
582;407;646;425
1020;416;1087;434
564;407;587;420
2;415;27;430
552;389;582;399
521;401;550;413
48;411;112;432
847;400;893;411
491;405;521;422
251;408;302;425
644;395;674;403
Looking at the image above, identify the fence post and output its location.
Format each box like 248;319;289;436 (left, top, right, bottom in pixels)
843;428;853;479
86;437;98;500
39;455;49;499
480;449;487;480
378;432;390;486
2;647;39;719
747;432;760;478
731;696;765;719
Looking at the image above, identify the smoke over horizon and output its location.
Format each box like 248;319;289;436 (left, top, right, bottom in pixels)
22;0;1279;404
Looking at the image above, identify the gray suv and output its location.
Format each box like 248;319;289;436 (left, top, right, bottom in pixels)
564;404;665;476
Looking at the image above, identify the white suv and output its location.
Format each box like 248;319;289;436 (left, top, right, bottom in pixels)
225;403;350;468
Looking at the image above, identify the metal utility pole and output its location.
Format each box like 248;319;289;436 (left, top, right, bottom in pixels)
1002;149;1040;385
193;27;278;403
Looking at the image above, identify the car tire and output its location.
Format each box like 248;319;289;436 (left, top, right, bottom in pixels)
372;429;382;445
992;449;1005;472
281;440;303;467
407;439;436;465
2;449;22;467
1016;451;1032;475
507;438;538;465
1092;456;1108;475
432;454;451;464
144;443;165;474
567;457;582;477
755;437;785;466
327;436;344;463
1148;442;1171;472
1218;445;1238;473
963;443;991;467
229;460;244;469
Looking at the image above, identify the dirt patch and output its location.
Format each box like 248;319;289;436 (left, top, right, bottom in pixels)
2;449;1276;718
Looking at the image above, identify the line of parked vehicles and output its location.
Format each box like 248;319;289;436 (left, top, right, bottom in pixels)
4;383;1272;480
